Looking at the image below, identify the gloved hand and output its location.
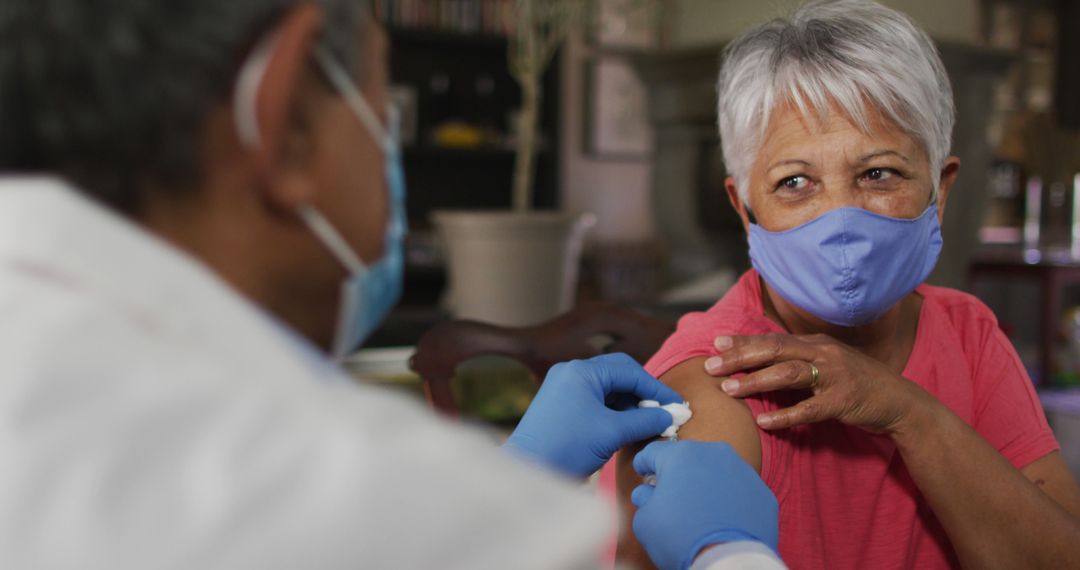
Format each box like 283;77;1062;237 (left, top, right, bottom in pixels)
504;353;683;478
632;440;779;570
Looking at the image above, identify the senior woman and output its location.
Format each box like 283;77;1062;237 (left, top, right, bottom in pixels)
611;1;1080;569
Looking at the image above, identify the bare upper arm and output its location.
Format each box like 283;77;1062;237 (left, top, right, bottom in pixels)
1022;451;1080;518
614;357;764;569
659;356;762;471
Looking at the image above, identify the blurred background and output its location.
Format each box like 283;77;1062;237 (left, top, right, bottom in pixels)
356;0;1080;459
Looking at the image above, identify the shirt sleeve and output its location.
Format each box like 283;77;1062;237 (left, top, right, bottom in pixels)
646;311;766;378
970;322;1060;469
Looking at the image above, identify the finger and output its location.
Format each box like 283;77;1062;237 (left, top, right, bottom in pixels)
630;483;655;508
704;334;818;377
720;360;817;398
756;397;833;430
633;440;671;477
612;407;677;446
589;353;683;405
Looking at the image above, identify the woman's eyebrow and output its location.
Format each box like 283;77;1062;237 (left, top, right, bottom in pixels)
767;159;812;172
856;150;910;164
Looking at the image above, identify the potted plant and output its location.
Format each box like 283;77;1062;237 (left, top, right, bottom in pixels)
434;0;657;326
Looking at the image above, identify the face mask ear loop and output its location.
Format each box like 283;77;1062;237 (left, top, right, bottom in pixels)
233;34;372;278
297;205;368;275
233;31;282;150
311;45;393;155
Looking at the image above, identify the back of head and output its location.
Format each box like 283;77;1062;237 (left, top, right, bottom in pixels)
0;0;367;214
716;0;955;202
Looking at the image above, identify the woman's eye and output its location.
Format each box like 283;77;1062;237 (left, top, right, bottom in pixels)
777;176;811;190
860;168;898;183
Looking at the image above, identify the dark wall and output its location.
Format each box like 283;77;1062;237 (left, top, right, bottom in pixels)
1057;0;1080;129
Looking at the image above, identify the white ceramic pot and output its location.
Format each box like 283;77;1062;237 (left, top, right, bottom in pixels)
433;211;595;326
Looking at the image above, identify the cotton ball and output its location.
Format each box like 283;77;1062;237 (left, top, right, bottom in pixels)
639;400;692;440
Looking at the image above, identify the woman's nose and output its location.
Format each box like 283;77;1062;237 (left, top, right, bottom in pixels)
819;178;862;210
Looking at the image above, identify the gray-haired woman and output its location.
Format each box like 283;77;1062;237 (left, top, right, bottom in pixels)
612;1;1080;568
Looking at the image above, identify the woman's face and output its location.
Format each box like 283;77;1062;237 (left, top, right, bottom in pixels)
728;101;959;233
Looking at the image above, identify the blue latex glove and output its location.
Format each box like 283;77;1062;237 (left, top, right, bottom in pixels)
632;440;779;570
504;353;683;478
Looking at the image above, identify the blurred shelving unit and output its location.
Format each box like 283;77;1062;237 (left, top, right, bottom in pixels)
972;0;1080;386
368;0;563;346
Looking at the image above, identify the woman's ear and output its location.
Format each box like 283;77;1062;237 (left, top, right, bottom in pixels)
245;4;326;211
725;176;752;232
935;156;961;223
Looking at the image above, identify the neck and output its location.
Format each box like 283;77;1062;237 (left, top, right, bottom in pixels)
760;277;921;372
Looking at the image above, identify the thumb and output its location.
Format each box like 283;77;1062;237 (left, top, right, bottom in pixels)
613;407;675;446
631;483;655;508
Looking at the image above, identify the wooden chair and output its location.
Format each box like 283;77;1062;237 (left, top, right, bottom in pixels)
409;302;675;416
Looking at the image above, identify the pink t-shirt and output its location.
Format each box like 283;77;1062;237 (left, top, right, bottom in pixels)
640;270;1059;569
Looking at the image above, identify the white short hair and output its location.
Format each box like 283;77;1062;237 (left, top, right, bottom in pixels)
717;0;955;203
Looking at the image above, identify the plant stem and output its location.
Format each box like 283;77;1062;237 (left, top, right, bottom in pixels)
513;71;541;212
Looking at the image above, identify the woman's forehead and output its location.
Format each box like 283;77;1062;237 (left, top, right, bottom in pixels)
755;100;925;166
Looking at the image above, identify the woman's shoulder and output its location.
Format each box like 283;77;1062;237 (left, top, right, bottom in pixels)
914;283;1020;381
917;283;1000;330
687;270;777;329
647;271;777;377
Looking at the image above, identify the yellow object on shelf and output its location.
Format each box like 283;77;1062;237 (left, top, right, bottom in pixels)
431;121;486;149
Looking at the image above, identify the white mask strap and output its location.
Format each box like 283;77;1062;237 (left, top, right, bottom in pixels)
297;204;367;275
233;32;280;149
311;45;392;155
233;34;390;154
232;32;387;277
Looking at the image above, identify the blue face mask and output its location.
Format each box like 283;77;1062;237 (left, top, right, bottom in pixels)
296;47;406;360
747;205;942;327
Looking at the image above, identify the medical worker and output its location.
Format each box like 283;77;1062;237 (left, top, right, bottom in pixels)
0;1;781;569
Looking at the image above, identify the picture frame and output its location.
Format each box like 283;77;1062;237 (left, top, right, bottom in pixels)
583;56;654;160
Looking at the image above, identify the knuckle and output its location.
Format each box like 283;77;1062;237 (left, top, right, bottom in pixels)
784;361;803;381
558;360;590;382
565;359;587;373
797;399;820;418
738;373;757;391
768;334;785;359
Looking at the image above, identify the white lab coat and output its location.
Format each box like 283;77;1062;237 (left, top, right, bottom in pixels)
0;178;611;569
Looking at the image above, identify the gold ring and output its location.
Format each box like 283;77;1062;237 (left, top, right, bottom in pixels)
808;362;820;389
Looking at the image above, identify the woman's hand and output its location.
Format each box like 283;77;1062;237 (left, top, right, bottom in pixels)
704;334;934;435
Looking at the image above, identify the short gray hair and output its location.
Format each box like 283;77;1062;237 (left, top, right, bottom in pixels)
0;0;369;213
717;0;954;203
